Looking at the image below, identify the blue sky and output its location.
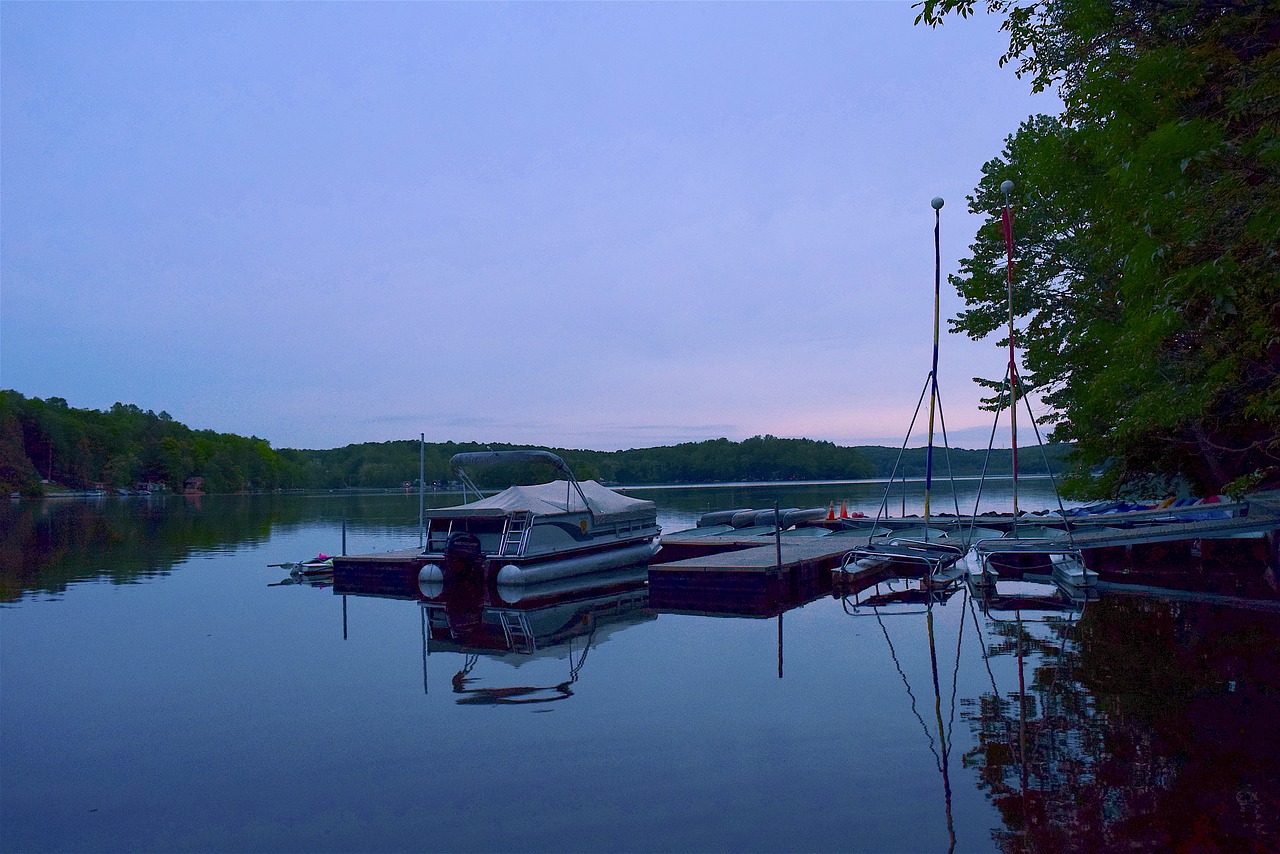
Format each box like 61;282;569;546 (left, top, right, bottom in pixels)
1;2;1057;451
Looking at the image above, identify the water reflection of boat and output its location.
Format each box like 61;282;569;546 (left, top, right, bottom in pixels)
268;568;332;589
968;574;1093;619
418;451;660;587
419;566;654;704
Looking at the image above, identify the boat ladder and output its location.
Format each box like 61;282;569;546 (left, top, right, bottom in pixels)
500;512;532;557
497;610;537;654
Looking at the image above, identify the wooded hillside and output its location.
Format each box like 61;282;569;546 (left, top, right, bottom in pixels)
920;0;1279;496
0;391;1069;495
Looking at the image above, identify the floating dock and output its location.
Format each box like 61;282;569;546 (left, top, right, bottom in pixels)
331;547;427;599
328;492;1280;597
647;536;851;616
651;534;854;573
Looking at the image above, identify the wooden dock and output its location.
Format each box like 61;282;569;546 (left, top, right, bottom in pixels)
327;491;1279;600
1069;511;1279;548
647;537;850;616
659;490;1280;569
331;547;427;599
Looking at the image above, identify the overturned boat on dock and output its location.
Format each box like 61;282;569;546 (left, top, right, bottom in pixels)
419;450;661;587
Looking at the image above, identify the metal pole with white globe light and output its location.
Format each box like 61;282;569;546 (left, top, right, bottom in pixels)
923;196;945;530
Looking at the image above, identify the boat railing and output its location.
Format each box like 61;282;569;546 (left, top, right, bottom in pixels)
840;540;965;578
972;539;1083;557
450;449;596;516
968;538;1086;579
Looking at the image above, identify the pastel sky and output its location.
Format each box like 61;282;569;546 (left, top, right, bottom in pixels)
1;2;1058;451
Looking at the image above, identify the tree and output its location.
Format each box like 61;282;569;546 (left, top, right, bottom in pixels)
0;411;42;496
918;0;1280;496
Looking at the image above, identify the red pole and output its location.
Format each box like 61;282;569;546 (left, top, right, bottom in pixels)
1001;181;1019;525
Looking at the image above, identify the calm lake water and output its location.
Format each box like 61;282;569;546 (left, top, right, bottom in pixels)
3;481;1279;852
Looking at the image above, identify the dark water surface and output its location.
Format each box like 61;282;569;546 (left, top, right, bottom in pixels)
3;484;1278;853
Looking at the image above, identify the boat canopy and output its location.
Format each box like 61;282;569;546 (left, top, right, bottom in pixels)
432;479;656;525
449;450;575;478
449;449;593;507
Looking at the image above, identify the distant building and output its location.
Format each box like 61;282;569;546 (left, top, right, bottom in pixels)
183;476;204;494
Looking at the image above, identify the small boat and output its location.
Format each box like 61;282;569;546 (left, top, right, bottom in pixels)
418;450;660;587
697;509;753;528
267;554;334;576
295;555;334;575
888;526;952;545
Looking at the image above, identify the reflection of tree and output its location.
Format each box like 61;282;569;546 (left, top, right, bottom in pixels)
963;595;1280;852
0;497;301;600
0;492;449;601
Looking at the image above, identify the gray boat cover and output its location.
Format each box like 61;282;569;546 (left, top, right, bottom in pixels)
432;480;656;524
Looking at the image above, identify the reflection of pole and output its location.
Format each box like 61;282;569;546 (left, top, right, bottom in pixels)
421;605;428;695
1017;609;1028;807
343;594;348;640
777;612;783;680
926;603;956;852
342;515;347;556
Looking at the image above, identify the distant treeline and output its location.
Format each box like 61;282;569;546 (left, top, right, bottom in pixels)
0;390;1071;496
0;391;298;496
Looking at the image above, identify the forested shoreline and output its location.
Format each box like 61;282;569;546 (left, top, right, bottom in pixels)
0;390;1070;496
919;0;1279;498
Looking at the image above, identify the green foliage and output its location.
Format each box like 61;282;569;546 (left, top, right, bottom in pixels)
288;435;881;488
0;403;43;497
0;390;311;494
919;0;1280;495
1;391;1068;493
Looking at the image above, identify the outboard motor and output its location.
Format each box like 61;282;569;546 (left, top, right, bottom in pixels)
445;531;483;562
419;531;486;589
443;531;485;581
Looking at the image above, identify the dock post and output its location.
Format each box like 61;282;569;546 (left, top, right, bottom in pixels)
774;501;782;571
419;433;425;548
